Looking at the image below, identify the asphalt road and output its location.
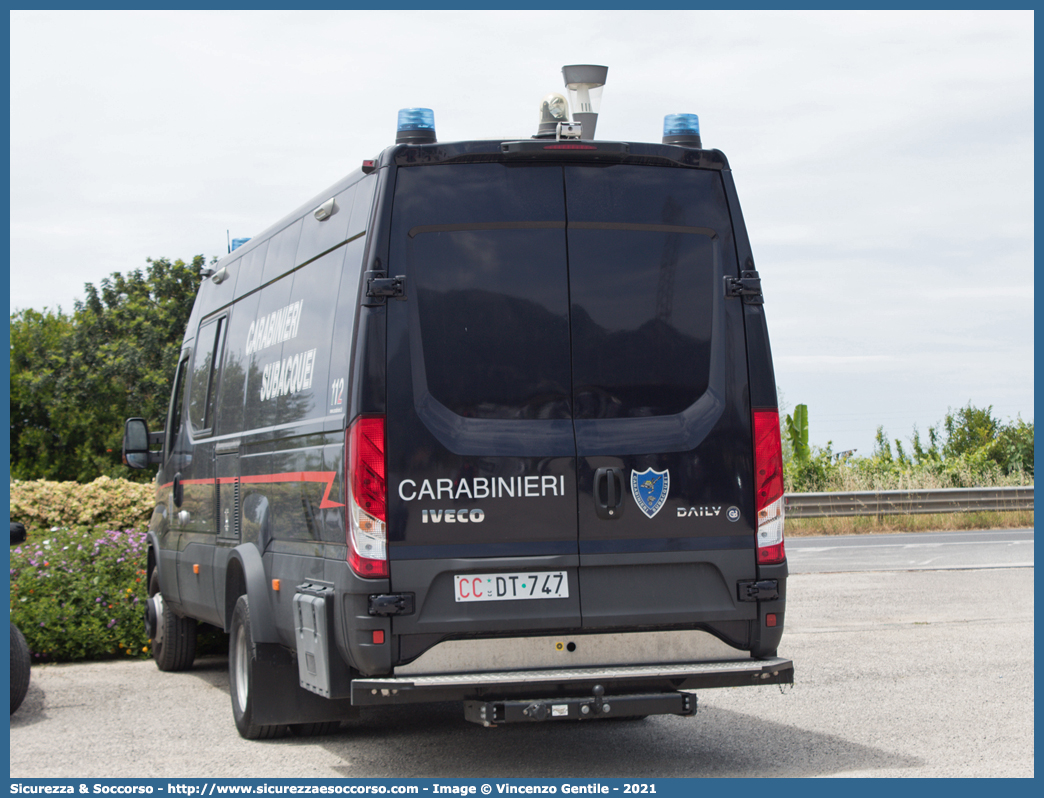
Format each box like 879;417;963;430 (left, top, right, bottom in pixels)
9;530;1035;778
787;527;1034;573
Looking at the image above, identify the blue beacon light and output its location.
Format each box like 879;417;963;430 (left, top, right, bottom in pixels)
396;108;436;144
662;113;702;148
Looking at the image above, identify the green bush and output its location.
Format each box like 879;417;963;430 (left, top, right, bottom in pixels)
10;525;151;662
989;416;1034;477
781;404;1034;493
10;476;154;532
10;256;204;483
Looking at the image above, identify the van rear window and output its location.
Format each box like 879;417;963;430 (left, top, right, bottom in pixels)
391;161;734;423
394;164;572;421
564;165;730;419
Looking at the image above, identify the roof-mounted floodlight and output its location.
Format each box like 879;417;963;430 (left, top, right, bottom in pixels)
535;92;570;138
396;108;436;145
561;64;608;139
662;113;702;148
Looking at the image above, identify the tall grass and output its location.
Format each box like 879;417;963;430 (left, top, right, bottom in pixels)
787;509;1033;537
782;405;1033;494
779;403;1033;535
787;455;1032;494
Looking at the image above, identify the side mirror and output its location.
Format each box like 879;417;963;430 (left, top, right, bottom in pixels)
123;417;159;469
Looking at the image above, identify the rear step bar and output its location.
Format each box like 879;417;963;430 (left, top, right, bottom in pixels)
351;657;793;706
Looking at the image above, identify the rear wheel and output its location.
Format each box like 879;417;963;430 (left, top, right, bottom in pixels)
229;595;285;740
10;623;30;714
288;721;341;737
148;570;197;671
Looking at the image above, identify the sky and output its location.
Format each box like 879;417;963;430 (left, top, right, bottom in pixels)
8;9;1034;457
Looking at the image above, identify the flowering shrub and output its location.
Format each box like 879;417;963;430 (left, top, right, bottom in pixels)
10;477;155;532
9;525;151;662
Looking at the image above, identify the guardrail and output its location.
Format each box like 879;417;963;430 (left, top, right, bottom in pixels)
783;486;1034;519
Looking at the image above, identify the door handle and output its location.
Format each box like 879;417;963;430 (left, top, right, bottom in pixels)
173;473;184;508
594;467;625;520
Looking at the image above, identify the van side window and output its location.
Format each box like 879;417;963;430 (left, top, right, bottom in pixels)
280;246;348;424
244;279;293;428
166;353;190;457
214;295;260;435
347;176;376;238
295;183;356;268
189;316;227;434
325;235;364;418
261;219;303;285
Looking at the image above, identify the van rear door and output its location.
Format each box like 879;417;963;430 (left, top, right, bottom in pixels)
384;157;757;655
384;163;583;650
563;164;757;631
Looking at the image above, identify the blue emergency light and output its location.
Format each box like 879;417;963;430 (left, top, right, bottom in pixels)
396;108;436;144
231;237;251;251
662;113;702;148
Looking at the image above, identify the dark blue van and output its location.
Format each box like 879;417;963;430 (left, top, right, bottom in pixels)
124;87;792;739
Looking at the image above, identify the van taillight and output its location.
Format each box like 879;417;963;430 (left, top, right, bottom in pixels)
347;416;389;578
753;409;785;565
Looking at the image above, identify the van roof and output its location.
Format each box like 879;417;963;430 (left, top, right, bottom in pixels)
216;138;730;273
384;139;730;171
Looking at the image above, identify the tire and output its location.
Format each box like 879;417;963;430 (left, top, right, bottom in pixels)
288;721;341;737
229;595;285;740
148;570;197;672
10;623;30;714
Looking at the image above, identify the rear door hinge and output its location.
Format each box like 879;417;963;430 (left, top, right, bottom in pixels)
364;271;407;305
737;579;779;602
724;270;764;304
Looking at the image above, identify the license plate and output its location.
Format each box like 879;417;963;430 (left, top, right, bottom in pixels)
454;571;569;602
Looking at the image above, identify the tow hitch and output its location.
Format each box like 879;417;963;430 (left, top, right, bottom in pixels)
463;686;695;727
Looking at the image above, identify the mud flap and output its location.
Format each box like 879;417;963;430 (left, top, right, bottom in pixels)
250;642;358;727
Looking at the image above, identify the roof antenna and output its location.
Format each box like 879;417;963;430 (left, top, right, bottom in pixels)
227;229;231;254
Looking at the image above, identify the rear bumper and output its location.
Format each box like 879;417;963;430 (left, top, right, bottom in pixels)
351;656;793;705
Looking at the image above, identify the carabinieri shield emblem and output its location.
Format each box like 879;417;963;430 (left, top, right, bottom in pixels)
631;468;670;519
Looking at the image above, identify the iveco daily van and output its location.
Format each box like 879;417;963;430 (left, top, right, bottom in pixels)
124;66;793;739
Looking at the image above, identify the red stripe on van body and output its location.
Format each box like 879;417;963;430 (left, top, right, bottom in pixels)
161;471;345;509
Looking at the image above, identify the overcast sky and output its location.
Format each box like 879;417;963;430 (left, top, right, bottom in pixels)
9;10;1034;456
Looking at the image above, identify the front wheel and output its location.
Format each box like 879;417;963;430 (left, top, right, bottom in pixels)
148;570;197;671
229;595;285;740
10;623;30;714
